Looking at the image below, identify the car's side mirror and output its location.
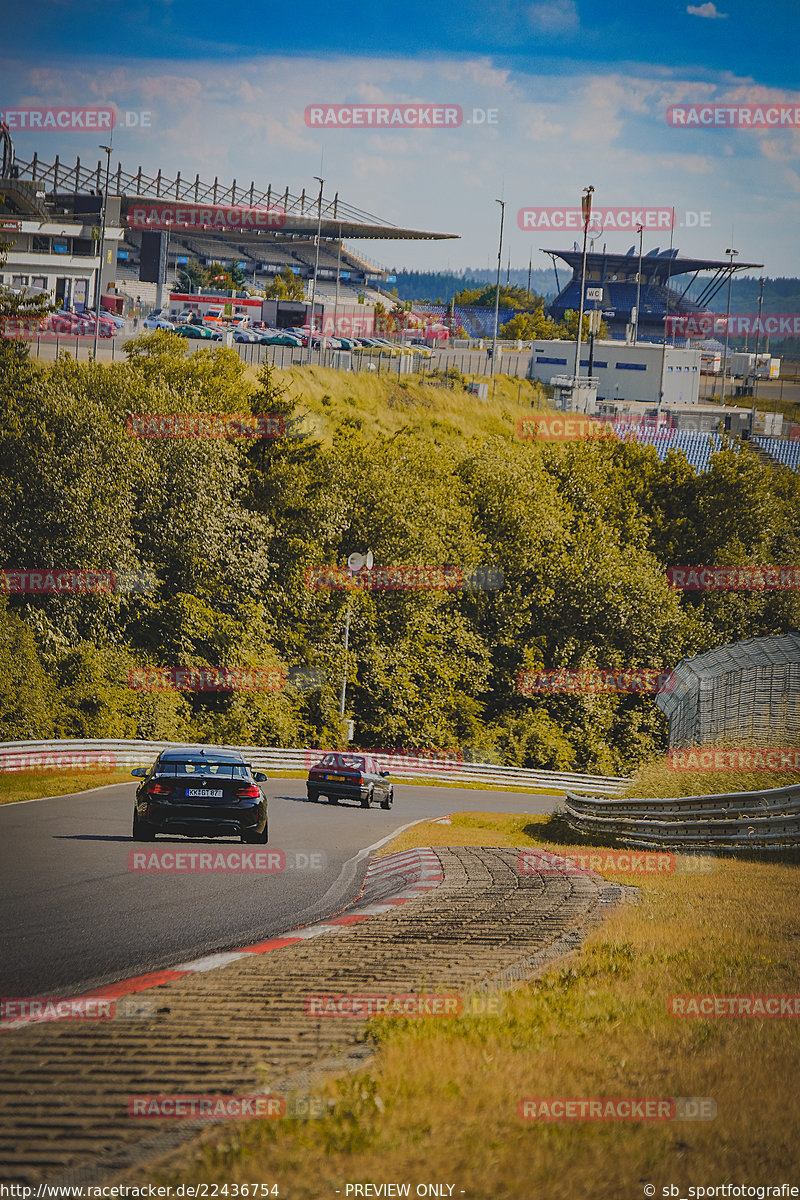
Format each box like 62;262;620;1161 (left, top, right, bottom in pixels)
380;770;390;777
130;767;148;778
253;772;268;783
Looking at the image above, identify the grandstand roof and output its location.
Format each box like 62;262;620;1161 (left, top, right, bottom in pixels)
6;151;458;243
542;249;763;277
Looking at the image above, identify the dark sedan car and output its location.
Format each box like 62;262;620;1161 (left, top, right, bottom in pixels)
306;752;393;809
131;748;269;842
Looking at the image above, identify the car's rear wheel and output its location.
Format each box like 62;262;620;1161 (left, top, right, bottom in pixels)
132;810;156;841
380;787;394;810
242;825;268;844
361;788;373;809
326;794;338;805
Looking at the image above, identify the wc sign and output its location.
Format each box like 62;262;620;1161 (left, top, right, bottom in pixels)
586;287;604;301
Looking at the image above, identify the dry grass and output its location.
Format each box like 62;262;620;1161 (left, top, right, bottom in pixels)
243;361;546;447
140;810;800;1197
0;768;134;805
624;741;800;798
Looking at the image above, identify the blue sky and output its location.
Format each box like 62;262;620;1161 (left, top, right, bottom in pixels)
3;0;799;275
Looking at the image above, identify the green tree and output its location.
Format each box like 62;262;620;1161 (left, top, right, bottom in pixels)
264;265;305;301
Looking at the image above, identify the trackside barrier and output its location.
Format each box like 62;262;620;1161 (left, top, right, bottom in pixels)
0;739;629;796
562;784;800;849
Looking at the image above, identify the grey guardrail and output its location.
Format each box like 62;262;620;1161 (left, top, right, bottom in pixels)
562;784;800;849
0;739;629;796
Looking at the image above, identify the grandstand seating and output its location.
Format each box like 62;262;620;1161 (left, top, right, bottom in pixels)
625;429;728;472
753;438;800;472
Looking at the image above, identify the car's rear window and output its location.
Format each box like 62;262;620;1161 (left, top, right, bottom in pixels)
318;753;366;770
156;761;249;777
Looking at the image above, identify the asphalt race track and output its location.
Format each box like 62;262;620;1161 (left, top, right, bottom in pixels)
0;778;561;997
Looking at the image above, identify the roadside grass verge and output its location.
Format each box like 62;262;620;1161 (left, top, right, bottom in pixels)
143;810;800;1196
0;768;133;805
622;741;800;798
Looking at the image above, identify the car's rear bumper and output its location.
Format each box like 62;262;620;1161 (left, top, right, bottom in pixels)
307;784;369;803
139;800;265;835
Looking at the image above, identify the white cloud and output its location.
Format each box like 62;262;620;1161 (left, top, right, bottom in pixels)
526;0;579;36
686;3;728;18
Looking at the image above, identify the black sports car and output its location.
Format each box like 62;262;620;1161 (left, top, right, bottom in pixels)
131;748;269;842
306;751;393;809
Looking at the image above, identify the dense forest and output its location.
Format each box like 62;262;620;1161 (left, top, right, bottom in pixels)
2;331;800;774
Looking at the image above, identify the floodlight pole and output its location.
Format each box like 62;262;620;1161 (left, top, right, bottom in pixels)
92;142;113;359
333;221;342;340
339;551;371;722
308;177;324;363
750;276;765;436
633;223;643;346
573;186;594;382
657;208;676;415
718;247;739;404
490;199;505;379
339;598;351;720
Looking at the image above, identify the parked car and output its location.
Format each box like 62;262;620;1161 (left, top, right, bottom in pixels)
258;332;303;346
84;308;126;330
172;323;220;340
143;313;174;330
306;751;393;809
232;328;261;343
131;747;269;842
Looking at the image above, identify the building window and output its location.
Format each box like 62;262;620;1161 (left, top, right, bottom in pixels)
31;277;47;289
616;361;647;371
11;275;29;286
32;235;50;253
536;356;568;365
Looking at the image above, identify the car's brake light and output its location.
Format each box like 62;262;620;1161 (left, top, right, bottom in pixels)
145;782;171;795
236;784;261;799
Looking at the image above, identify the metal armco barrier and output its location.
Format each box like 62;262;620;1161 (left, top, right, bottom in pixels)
563;784;800;849
0;739;629;796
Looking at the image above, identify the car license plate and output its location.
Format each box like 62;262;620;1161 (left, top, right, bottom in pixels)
326;775;345;782
185;788;224;798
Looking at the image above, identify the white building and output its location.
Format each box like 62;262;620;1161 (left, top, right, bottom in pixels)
0;188;123;311
529;339;702;406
